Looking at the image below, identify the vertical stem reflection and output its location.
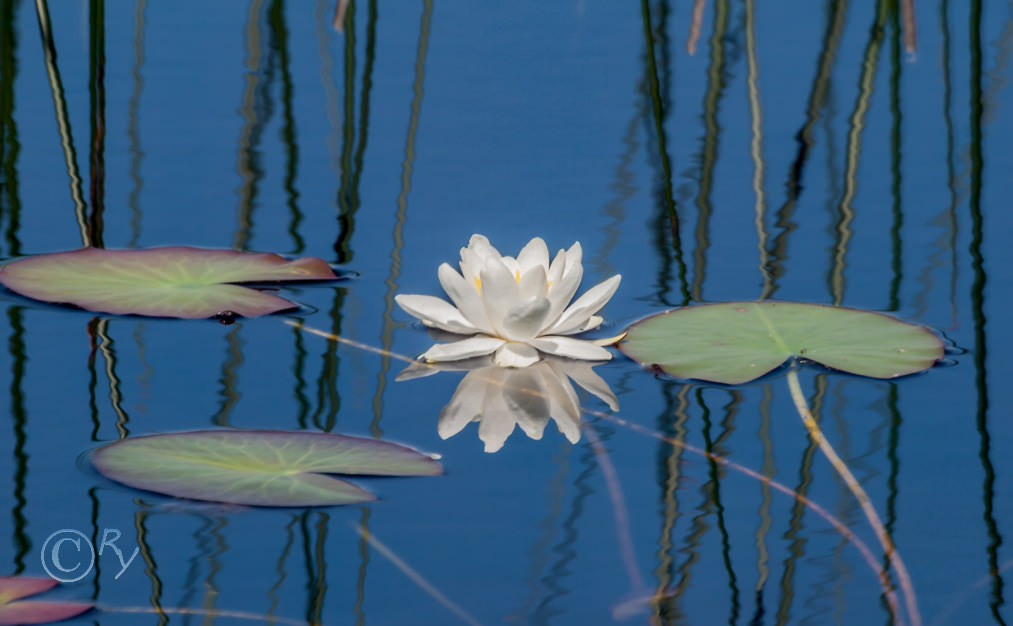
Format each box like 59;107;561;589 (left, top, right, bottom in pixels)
651;383;690;620
8;307;28;574
887;5;904;312
641;0;690;307
87;0;105;248
968;0;1004;620
234;0;267;251
831;0;889;305
34;0;89;246
134;508;168;626
690;0;729;303
0;0;22;257
752;384;775;622
126;0;147;247
374;0;429;437
744;0;772;296
768;0;848;299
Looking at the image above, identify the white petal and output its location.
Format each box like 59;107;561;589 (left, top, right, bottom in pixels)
459;248;482;283
545;274;621;335
544;246;584;328
555;315;604;335
437;263;493;334
459;234;501;282
543;371;582;444
550;360;620;411
553;414;581;443
394;362;442;381
517;265;549;300
503;367;551;440
541;387;582;445
514;413;549;441
546;248;567;288
493;342;541;367
534;361;583;430
395;294;479;334
500;255;521;278
422;335;505;362
560;242;583;286
516;237;550;275
477;413;515;453
436;371;487;439
477;369;517;452
501;296;551;341
479;256;520;337
467;234;499;260
476;376;518;451
529;336;613;361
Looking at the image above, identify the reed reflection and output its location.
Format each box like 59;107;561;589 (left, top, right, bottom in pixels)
398;356;618;453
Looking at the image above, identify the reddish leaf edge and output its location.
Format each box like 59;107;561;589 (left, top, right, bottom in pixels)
0;577;93;626
0;246;347;321
0;246;345;284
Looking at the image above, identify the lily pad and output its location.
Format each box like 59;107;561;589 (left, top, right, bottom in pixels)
0;577;92;625
620;301;944;385
0;246;339;319
91;430;443;507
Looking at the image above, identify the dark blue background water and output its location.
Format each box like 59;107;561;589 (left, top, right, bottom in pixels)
1;1;1011;624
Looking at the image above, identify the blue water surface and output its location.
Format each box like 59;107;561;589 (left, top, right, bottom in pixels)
1;1;1012;625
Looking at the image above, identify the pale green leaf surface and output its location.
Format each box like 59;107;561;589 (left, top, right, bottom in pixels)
0;246;338;319
92;430;442;507
620;301;944;384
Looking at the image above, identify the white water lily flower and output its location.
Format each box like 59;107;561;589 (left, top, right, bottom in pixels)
397;356;619;453
395;234;621;368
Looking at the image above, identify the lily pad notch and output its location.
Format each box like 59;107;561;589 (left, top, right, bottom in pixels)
0;246;342;319
92;430;443;507
619;301;944;384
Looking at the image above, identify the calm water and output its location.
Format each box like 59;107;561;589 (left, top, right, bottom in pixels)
1;1;1012;625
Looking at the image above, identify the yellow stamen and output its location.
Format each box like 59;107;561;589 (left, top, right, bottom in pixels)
515;270;520;282
473;276;482;291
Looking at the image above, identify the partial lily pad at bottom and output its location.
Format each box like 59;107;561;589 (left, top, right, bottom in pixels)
620;301;944;385
92;430;443;507
0;246;340;319
0;577;92;625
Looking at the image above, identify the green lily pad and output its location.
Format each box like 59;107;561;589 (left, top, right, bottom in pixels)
0;246;339;319
0;577;92;625
620;301;944;385
91;430;443;507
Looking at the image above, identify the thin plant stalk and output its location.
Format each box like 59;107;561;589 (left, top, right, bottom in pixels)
288;320;906;622
98;605;315;625
786;367;920;626
599;401;903;624
901;0;917;54
687;0;706;54
584;423;646;594
352;523;483;626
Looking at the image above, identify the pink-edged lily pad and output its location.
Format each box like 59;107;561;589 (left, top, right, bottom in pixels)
92;430;443;507
0;246;339;319
620;301;944;385
0;577;92;625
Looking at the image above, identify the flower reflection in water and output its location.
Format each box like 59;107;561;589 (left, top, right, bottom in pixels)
399;356;619;453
